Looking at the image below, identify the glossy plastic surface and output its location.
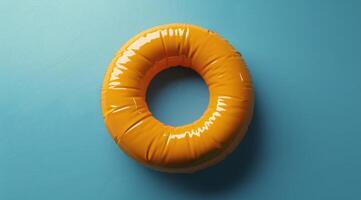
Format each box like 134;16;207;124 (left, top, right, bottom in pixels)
101;24;254;173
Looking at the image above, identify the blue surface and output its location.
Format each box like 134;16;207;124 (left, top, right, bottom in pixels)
1;0;361;199
147;67;209;126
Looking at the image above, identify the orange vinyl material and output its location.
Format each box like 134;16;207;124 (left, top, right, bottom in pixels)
101;24;254;173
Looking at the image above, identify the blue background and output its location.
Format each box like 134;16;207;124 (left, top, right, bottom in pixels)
1;0;361;199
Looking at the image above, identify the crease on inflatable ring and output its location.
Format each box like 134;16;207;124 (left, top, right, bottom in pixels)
101;24;254;173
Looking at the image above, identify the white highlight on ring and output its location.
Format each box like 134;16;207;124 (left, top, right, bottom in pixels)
166;96;231;144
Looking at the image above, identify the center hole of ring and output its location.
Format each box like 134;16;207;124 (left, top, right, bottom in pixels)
146;66;210;127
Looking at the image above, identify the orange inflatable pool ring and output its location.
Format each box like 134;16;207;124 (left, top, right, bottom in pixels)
101;24;254;173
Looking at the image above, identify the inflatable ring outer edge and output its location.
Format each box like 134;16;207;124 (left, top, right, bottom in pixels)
101;23;254;173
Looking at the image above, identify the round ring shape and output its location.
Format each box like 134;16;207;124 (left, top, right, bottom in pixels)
101;24;254;173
